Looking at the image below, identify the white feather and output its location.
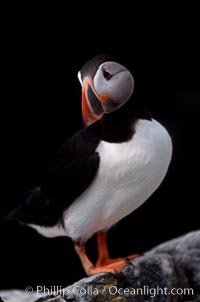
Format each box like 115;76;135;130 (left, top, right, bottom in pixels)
64;119;172;243
77;71;83;86
29;223;66;238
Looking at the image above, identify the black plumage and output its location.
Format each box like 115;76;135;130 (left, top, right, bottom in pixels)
7;126;100;226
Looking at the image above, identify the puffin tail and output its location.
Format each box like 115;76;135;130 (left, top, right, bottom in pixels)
1;187;42;224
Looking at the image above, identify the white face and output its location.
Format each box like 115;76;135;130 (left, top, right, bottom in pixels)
78;60;135;125
93;61;134;113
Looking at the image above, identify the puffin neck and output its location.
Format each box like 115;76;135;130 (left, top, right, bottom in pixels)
92;96;152;143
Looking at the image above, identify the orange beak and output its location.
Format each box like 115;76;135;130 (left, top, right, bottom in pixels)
82;78;108;127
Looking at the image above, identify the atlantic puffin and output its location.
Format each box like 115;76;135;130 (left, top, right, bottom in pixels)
7;55;172;275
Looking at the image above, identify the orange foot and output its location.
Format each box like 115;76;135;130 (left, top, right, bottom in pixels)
74;232;140;276
90;259;129;275
94;254;140;275
96;254;140;267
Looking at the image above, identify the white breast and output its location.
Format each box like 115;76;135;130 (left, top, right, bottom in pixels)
64;119;172;243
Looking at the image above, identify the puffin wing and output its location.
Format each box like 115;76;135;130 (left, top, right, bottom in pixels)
41;126;100;211
4;127;100;226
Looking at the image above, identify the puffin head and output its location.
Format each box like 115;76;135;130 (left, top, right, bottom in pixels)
78;55;134;126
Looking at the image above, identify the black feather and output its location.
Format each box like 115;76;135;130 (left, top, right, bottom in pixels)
5;126;100;227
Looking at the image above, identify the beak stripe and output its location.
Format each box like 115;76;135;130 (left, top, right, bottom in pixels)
87;85;104;117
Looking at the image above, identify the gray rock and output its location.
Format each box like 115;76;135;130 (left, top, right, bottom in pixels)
1;231;199;302
35;231;200;302
0;289;44;302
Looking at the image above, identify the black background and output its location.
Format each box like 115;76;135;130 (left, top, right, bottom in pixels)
1;7;200;290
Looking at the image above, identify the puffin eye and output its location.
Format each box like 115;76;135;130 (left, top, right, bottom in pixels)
102;69;112;80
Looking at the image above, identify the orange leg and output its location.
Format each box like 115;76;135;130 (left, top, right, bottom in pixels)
96;232;139;267
74;243;124;275
95;231;110;267
74;232;140;276
74;244;94;275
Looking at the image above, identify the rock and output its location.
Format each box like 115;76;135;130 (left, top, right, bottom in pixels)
35;230;200;302
1;231;199;302
0;289;44;302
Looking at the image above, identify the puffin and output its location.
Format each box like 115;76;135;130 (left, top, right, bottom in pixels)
7;55;172;275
